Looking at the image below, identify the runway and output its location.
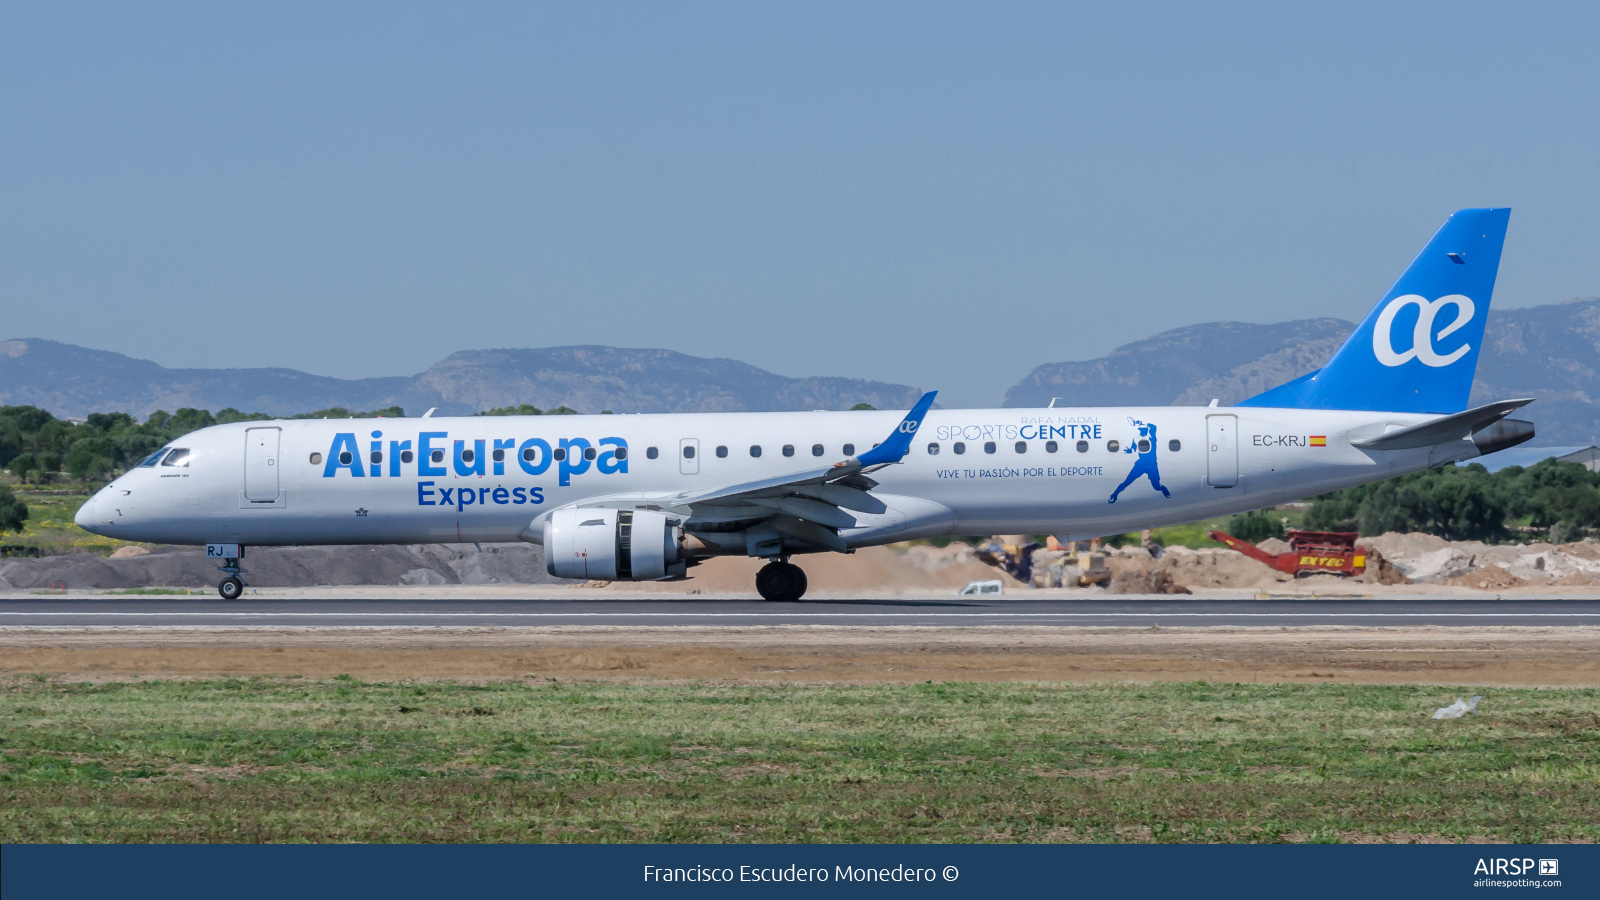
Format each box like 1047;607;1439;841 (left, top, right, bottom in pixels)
5;596;1600;627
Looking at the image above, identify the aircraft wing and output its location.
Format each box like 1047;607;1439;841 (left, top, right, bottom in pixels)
530;391;937;552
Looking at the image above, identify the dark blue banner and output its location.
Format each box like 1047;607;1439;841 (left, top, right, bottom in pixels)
3;844;1592;899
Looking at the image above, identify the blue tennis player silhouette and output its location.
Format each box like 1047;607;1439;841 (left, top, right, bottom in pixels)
1108;417;1171;503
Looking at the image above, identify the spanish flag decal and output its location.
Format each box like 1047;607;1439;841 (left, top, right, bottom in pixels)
1309;435;1327;447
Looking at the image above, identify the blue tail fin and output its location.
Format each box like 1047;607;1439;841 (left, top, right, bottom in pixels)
1238;208;1510;414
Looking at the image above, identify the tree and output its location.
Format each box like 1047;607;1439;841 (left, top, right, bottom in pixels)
215;408;273;424
1225;510;1286;542
850;403;877;411
0;405;54;434
85;412;135;431
167;408;218;432
0;484;27;536
291;406;405;420
1427;475;1508;542
476;404;544;416
8;452;37;478
1298;459;1589;542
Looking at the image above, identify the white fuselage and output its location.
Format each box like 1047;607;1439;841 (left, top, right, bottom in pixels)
77;405;1466;550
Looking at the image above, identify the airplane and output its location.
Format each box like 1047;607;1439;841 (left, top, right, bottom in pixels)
77;208;1533;601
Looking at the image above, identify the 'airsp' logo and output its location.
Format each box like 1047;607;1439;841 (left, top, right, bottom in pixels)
1372;294;1475;367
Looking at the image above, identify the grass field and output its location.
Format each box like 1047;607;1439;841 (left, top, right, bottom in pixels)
2;677;1596;843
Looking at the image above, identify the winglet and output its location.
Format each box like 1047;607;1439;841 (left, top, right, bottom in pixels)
854;391;937;467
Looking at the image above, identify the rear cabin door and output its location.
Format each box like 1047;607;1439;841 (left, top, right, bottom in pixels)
1205;415;1238;488
244;428;281;501
679;438;700;475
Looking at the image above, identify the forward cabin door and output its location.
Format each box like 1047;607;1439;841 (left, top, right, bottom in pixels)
244;428;281;501
1205;415;1238;488
679;438;700;475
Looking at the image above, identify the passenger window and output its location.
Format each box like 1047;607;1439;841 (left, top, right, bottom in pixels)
1107;440;1120;452
783;445;795;457
308;452;323;465
716;445;728;458
370;451;383;464
750;445;762;458
812;444;824;457
843;443;855;456
161;448;191;467
584;447;597;461
461;448;475;464
1138;439;1150;453
431;449;445;464
1076;440;1089;453
1014;441;1026;454
927;442;939;455
953;442;966;455
682;445;695;459
1168;440;1181;452
1045;441;1058;453
646;446;659;459
553;448;567;461
401;450;414;464
337;451;352;465
492;448;504;462
522;447;537;462
615;447;628;460
983;441;996;454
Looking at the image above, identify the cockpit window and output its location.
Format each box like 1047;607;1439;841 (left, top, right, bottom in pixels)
160;448;192;467
137;448;171;467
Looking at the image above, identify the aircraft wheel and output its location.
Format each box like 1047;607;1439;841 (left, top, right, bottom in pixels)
756;561;807;602
218;577;244;600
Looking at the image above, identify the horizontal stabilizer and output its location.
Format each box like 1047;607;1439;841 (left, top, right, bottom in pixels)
1350;399;1534;451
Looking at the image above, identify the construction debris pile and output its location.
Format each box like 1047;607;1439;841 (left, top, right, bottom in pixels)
974;536;1111;588
1362;532;1600;589
965;529;1600;593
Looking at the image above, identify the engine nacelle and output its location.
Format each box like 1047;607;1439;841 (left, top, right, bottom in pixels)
544;508;683;580
1472;417;1535;457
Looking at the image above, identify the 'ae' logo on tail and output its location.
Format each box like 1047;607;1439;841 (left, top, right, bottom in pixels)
1372;294;1475;367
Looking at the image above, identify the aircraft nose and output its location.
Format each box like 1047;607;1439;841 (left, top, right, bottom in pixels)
75;493;103;534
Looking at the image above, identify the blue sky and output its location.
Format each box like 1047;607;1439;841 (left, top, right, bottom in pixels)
3;2;1597;408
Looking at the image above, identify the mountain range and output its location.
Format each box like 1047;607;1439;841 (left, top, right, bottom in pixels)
0;341;924;419
7;295;1600;445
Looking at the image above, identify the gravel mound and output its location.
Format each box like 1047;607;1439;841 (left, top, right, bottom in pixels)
0;543;567;590
1362;532;1600;585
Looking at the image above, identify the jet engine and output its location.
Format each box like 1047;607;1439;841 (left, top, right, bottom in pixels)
544;508;684;580
1471;418;1536;457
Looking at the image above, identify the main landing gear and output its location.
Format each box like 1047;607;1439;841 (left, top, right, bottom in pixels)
756;559;808;602
217;558;246;600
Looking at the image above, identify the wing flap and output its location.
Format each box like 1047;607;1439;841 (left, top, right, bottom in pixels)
749;496;858;529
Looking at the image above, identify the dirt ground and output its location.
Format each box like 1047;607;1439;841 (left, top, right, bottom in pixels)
4;625;1596;686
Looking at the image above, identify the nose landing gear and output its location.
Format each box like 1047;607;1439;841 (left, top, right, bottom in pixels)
217;558;247;600
755;559;808;602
